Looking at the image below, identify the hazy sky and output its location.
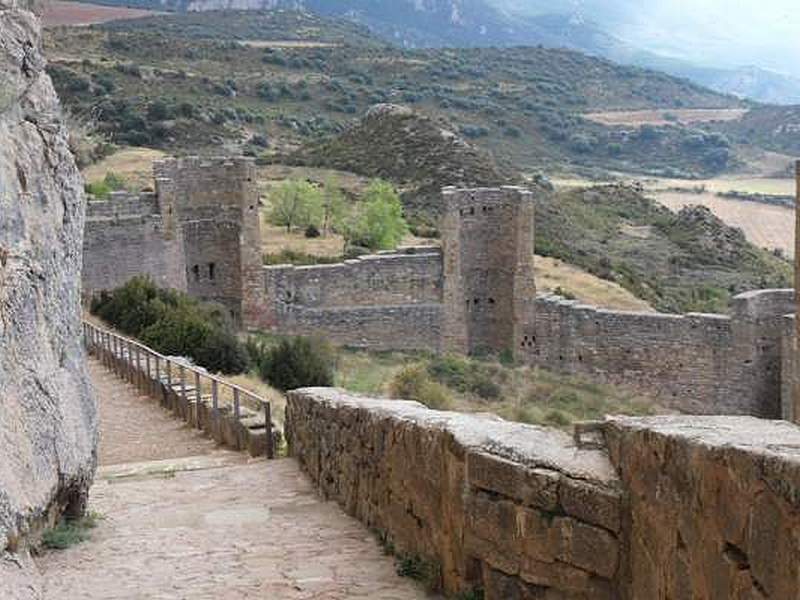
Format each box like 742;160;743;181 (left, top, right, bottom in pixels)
616;0;800;75
509;0;800;76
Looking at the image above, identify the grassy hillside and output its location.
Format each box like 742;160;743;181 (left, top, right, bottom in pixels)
45;10;744;176
714;105;800;158
535;185;792;313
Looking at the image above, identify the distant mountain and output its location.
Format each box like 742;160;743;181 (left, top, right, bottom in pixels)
75;0;800;104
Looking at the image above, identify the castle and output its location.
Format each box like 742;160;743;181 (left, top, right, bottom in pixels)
83;157;800;420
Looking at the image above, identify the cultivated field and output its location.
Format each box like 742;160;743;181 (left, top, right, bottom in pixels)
42;1;155;27
653;190;794;257
583;108;749;127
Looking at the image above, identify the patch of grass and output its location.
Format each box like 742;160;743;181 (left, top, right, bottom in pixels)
396;553;441;591
42;512;103;550
455;588;485;600
389;364;453;410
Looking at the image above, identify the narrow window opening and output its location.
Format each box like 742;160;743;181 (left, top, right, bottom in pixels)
192;264;200;281
208;262;216;280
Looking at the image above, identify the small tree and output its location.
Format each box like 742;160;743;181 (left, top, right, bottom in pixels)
357;180;408;250
333;201;365;254
268;180;322;233
321;175;346;236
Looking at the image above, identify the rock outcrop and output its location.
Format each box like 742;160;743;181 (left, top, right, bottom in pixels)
0;0;97;596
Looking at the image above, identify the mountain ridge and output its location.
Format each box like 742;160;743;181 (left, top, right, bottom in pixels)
71;0;800;103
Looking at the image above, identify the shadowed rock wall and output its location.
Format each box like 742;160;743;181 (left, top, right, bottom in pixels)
0;0;97;595
286;390;800;599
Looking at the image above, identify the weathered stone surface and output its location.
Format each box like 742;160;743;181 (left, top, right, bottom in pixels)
604;415;800;600
0;0;97;595
288;392;800;600
286;388;621;598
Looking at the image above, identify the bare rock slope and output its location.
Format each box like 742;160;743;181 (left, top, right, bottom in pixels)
0;0;97;595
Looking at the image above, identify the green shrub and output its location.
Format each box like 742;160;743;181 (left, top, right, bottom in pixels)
42;512;102;550
396;553;441;591
427;355;501;400
85;171;127;198
251;336;334;391
90;276;248;374
390;364;452;410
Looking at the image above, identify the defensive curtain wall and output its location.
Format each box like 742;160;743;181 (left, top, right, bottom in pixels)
82;157;798;420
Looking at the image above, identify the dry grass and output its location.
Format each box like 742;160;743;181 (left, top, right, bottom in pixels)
82;147;167;190
335;348;662;429
256;164;373;195
535;256;654;311
650;176;795;196
42;0;154;27
224;373;287;427
583;108;748;127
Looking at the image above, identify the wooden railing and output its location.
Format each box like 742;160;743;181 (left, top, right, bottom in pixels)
83;320;275;459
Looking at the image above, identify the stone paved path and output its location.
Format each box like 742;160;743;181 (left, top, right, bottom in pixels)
36;359;429;599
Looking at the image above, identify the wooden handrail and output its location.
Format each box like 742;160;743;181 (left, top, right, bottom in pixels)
82;320;274;459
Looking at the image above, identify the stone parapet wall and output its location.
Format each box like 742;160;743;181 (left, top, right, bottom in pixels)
264;247;444;350
271;304;443;351
527;289;795;416
286;390;800;600
82;201;186;297
85;192;158;219
605;415;800;599
286;389;623;598
264;247;443;310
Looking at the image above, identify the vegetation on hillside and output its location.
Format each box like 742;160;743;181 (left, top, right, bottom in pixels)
45;10;743;176
535;185;792;313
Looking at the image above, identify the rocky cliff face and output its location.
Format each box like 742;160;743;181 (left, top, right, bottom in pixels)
0;0;97;595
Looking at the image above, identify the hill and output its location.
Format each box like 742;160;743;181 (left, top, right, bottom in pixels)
67;0;800;103
535;186;792;313
286;103;515;220
285;105;791;312
46;10;745;177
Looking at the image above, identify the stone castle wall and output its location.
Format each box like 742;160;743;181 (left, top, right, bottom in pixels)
83;177;796;418
83;192;187;295
263;247;444;350
527;289;795;417
286;389;800;599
